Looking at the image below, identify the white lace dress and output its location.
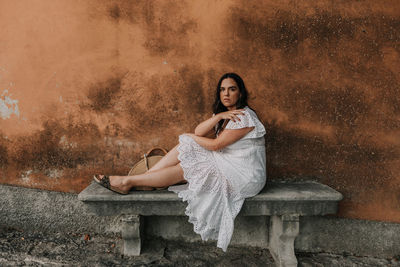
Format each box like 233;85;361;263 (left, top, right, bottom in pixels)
168;106;267;252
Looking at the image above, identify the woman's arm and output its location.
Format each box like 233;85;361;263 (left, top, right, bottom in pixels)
186;127;254;151
194;114;221;137
194;109;245;137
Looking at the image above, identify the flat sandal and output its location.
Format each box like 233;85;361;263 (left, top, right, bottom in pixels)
93;174;130;195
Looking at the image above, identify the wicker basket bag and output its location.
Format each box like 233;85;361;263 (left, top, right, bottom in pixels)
128;147;169;190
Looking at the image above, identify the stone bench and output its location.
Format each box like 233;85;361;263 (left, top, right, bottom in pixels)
78;180;343;267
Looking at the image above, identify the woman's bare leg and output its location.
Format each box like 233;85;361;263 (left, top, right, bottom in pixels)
146;144;180;173
127;164;185;187
102;163;186;192
96;144;186;192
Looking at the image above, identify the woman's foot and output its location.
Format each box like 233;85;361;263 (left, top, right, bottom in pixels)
93;174;131;194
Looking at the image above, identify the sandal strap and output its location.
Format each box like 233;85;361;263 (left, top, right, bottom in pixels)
99;175;110;188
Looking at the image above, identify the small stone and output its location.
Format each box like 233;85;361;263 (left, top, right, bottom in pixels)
80;234;90;241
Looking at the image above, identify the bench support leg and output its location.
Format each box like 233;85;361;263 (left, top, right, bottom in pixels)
268;214;299;267
120;214;143;256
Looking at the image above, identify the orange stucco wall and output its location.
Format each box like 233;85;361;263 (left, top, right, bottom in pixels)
0;0;399;222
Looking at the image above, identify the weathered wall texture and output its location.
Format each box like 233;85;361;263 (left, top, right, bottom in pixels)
0;1;399;222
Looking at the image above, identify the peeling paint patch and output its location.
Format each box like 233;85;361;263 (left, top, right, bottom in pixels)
0;90;19;119
45;168;64;179
21;170;33;183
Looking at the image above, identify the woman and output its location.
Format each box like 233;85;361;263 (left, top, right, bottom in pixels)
94;72;267;252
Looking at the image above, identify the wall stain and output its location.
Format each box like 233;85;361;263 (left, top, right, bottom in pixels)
2;115;146;193
10;120;102;170
265;122;398;198
105;0;150;24
276;83;370;130
122;66;206;133
143;16;197;56
85;77;122;112
104;122;122;137
99;0;197;56
108;3;121;21
0;143;7;168
224;5;399;67
305;11;355;46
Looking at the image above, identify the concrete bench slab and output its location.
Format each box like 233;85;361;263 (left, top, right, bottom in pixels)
78;180;343;267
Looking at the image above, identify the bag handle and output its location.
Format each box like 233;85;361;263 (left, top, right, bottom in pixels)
145;147;168;156
143;147;169;170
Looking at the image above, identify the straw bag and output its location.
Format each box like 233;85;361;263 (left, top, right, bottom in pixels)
128;147;168;190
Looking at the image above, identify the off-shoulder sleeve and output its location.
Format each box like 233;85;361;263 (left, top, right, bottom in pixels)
224;107;266;139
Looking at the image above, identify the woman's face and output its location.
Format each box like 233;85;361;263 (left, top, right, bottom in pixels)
220;78;241;110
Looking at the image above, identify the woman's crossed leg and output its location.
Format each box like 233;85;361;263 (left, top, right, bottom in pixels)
146;144;180;173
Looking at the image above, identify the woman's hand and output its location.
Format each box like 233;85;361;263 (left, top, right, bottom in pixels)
216;109;245;122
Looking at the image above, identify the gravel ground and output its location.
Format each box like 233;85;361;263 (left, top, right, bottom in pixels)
1;226;399;266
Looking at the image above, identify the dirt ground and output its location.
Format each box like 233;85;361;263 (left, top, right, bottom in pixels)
0;226;399;266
